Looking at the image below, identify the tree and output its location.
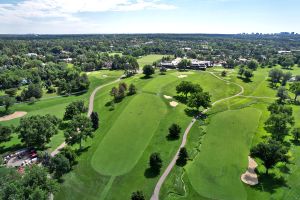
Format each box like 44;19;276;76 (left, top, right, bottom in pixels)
269;68;283;87
60;146;77;166
268;102;293;115
238;66;245;76
265;112;294;141
128;84;137;95
221;70;227;77
22;165;58;198
290;82;300;101
17;115;60;148
90;111;99;130
281;72;292;86
149;153;163;173
176;147;189;166
168;123;181;139
247;60;259;70
187;91;211;111
21;83;43;101
159;67;167;75
292;128;300;141
276;86;290;103
63;101;87;120
0;125;12;143
4;88;17;97
110;87;118;99
243;68;253;81
64;115;93;149
143;65;155;77
49;154;71;178
178;59;191;71
2;96;15;112
176;81;202;98
251;139;289;174
131;191;145;200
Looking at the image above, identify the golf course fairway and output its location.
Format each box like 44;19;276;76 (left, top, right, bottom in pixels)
91;93;167;176
186;108;261;200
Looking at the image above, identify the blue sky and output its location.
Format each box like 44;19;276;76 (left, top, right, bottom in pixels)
0;0;299;34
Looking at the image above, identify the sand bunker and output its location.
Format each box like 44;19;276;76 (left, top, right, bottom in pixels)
164;95;172;99
241;156;258;186
0;111;27;122
178;75;187;78
170;101;178;107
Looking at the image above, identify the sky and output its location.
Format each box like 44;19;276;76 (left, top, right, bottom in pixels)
0;0;299;34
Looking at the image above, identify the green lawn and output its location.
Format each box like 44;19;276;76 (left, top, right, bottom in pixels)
186;108;261;200
54;70;241;200
91;93;167;176
0;70;123;153
137;54;168;69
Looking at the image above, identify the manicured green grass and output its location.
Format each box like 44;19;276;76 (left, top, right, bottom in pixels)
91;93;167;176
137;54;168;68
54;70;241;200
186;108;261;200
0;70;123;153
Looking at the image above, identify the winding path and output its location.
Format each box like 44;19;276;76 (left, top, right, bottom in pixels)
51;77;122;157
150;72;245;200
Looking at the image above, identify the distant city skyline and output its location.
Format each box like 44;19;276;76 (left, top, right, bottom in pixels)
0;0;299;34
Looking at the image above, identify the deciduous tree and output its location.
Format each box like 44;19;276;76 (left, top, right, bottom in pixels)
251;139;289;174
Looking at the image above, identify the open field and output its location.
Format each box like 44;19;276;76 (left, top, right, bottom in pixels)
137;54;168;68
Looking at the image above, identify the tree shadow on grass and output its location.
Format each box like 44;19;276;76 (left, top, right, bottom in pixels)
174;95;187;104
253;173;288;194
140;76;153;80
0;143;25;154
166;134;180;141
278;165;291;174
75;146;91;156
184;108;199;117
237;76;253;83
176;159;187;167
144;168;160;179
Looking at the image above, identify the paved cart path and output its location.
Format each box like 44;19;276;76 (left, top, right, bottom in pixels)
51;77;122;157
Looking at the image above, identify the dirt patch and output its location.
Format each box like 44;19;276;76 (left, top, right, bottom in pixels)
241;156;258;185
163;95;172;99
170;101;178;107
178;75;187;78
0;111;27;122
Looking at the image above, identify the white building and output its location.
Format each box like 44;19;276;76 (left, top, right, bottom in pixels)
160;58;182;68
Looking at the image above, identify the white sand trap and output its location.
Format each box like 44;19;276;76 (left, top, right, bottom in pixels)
178;75;188;79
164;95;172;99
241;156;259;186
170;101;178;107
0;111;27;122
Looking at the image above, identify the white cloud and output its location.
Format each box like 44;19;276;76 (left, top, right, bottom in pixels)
0;0;176;23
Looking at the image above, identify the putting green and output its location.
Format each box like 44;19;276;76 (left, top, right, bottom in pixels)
91;93;167;176
186;108;261;200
